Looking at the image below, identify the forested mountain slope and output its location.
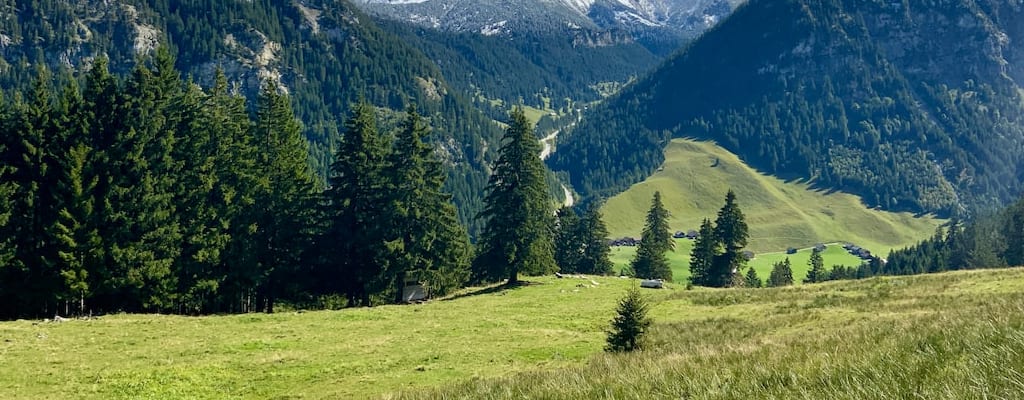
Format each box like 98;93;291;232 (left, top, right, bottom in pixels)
354;0;743;107
551;0;1024;217
0;0;503;232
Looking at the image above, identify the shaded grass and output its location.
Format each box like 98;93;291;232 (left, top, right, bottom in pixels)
3;270;1024;399
601;139;943;254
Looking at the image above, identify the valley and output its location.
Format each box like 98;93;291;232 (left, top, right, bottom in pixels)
601;139;943;254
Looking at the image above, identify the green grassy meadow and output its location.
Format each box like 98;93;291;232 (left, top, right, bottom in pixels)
610;239;867;283
4;269;1024;399
602;139;943;254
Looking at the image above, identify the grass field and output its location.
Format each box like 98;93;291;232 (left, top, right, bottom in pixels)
601;139;943;254
3;269;1024;399
609;239;867;283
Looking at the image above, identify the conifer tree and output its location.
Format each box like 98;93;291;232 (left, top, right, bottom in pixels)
554;206;584;274
767;258;795;287
744;267;762;288
320;102;391;306
605;285;651;353
631;192;674;281
206;71;260;313
579;202;614;275
688;218;716;286
384;106;471;300
804;248;826;284
251;82;316;312
102;55;183;312
473;108;556;285
709;190;748;287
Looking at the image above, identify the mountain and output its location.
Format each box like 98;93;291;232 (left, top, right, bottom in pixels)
551;0;1024;217
353;0;744;106
0;0;504;234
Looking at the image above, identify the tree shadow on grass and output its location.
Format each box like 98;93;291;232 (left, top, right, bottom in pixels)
442;280;539;302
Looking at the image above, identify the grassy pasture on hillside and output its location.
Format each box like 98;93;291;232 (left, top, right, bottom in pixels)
602;139;943;254
610;239;866;283
3;269;1024;399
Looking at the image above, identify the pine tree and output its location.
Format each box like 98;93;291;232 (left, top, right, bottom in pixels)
804;248;826;284
554;206;584;274
251;82;316;312
384;106;471;301
473;108;556;285
631;192;674;281
767;258;794;287
709;190;748;287
688;218;717;286
605;285;652;353
579;202;614;275
744;267;762;288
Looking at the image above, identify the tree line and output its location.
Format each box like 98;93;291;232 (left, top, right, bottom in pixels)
0;52;617;319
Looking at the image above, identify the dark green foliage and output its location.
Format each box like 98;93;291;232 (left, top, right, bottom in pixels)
767;258;794;287
744;267;762;288
709;190;748;287
804;248;826;284
631;192;673;281
0;0;504;238
383;107;471;301
473;108;556;285
688;218;717;286
554;207;584;274
554;203;614;276
250;82;318;312
0;52;477;318
553;0;1024;217
579;202;615;276
688;192;749;287
320;103;392;306
605;285;651;353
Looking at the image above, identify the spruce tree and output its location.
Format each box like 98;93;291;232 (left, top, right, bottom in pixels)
206;71;260;313
804;248;826;284
605;285;652;353
709;190;748;287
631;192;674;281
320;102;391;306
767;258;795;287
579;202;614;275
473;108;556;285
554;206;584;274
384;106;471;300
744;267;762;288
251;82;316;312
688;218;717;286
102;56;183;312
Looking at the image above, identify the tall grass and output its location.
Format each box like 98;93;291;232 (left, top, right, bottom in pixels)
393;270;1024;399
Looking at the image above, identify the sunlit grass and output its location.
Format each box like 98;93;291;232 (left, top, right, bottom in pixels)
602;139;943;254
3;269;1023;399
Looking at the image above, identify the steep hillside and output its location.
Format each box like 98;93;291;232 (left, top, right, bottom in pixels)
0;0;503;233
551;0;1024;217
354;0;743;107
601;139;942;253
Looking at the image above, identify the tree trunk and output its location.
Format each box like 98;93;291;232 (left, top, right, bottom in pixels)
393;271;406;304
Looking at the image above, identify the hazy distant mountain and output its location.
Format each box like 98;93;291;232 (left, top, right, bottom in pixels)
354;0;742;54
552;0;1024;217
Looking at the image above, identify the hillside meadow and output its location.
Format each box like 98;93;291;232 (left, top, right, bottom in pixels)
610;239;867;283
602;139;943;254
3;269;1024;399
